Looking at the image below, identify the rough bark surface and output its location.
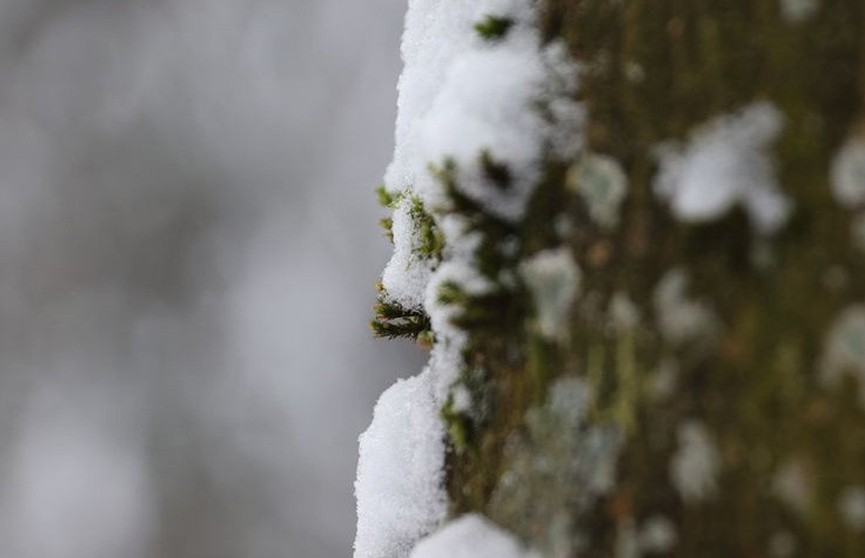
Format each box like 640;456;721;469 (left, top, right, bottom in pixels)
434;2;865;556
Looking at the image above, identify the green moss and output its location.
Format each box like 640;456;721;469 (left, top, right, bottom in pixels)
474;15;514;41
370;282;432;340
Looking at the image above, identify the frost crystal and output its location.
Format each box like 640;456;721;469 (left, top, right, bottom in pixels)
354;372;447;558
654;102;791;234
670;421;721;503
830;135;865;209
520;248;581;341
567;153;629;230
409;514;539;558
820;305;865;406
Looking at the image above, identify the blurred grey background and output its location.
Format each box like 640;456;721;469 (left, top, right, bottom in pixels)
0;1;421;556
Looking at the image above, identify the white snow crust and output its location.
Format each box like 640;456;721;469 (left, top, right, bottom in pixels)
354;371;447;558
409;514;538;558
380;0;582;309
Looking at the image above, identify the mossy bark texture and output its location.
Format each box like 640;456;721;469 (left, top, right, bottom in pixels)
372;1;865;556
433;1;865;556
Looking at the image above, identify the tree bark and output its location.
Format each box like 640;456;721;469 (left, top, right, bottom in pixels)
376;1;865;556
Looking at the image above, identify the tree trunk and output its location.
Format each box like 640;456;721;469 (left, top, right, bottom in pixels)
368;1;865;556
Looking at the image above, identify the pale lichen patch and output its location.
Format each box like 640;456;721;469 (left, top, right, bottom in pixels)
779;0;820;23
852;214;865;253
768;531;797;558
567;153;629;230
820;305;865;406
830;134;865;210
669;421;721;503
653;269;720;348
489;378;623;554
838;486;865;533
639;515;678;554
520;248;581;342
772;459;811;516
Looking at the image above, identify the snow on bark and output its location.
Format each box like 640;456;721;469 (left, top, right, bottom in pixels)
409;514;539;558
354;371;447;558
653;102;791;234
356;0;583;554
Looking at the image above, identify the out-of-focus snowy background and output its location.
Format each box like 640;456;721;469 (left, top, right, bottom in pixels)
0;1;420;556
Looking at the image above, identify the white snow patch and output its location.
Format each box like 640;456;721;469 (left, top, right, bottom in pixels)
654;102;791;234
424;254;492;401
354;371;447;558
382;196;438;310
409;514;539;558
670;421;721;503
380;0;582;309
520;247;581;341
830;135;865;209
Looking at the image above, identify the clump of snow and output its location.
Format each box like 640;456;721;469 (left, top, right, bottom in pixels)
567;153;629;230
654;102;791;234
382;196;439;309
409;514;539;558
654;269;719;347
838;486;865;532
424;255;492;401
819;305;865;406
354;371;447;558
780;0;820;23
670;421;721;503
520;247;581;341
830;135;865;209
380;0;583;309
